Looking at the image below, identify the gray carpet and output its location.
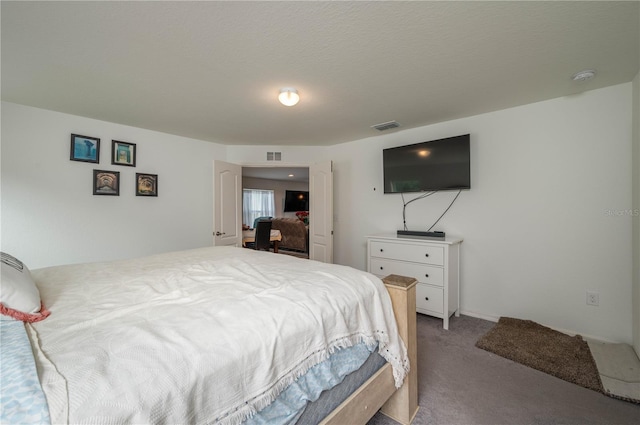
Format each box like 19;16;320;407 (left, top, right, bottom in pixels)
368;314;640;425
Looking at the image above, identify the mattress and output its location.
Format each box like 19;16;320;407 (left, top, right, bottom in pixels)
0;323;384;425
247;342;383;425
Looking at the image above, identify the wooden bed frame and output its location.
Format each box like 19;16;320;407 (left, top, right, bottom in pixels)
320;274;419;425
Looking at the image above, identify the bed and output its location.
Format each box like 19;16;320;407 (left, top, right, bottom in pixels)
0;246;418;424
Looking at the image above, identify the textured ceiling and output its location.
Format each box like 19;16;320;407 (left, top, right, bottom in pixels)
1;1;638;146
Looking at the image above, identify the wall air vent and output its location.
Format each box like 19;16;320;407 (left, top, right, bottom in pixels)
371;121;401;132
266;152;282;161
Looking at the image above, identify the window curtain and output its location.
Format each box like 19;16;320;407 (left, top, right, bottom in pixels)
243;189;275;227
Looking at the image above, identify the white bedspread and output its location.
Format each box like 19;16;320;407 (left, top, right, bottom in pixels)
29;246;408;425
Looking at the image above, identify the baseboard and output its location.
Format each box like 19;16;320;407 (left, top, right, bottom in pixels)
460;309;621;344
546;326;620;344
459;309;499;323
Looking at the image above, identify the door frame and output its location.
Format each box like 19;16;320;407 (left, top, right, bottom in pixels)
239;162;333;263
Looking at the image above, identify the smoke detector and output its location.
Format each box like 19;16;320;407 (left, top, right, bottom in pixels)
572;69;596;82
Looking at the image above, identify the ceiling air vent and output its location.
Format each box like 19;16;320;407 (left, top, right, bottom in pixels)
371;121;400;132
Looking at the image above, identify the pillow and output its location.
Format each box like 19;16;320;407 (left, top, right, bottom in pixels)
0;252;50;322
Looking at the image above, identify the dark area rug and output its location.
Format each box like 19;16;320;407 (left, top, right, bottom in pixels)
476;317;603;393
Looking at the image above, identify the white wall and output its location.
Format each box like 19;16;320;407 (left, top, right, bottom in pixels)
227;145;329;166
1;102;226;269
1;83;634;344
329;83;634;343
632;72;640;354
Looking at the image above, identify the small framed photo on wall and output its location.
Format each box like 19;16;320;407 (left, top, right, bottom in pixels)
136;173;158;197
70;134;100;163
111;140;136;167
93;170;120;196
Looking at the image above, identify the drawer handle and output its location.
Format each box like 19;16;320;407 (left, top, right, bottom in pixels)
425;297;429;301
425;253;429;257
379;267;384;270
425;274;429;278
380;249;384;252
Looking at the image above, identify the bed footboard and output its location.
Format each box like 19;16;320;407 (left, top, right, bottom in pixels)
380;275;419;424
320;274;418;425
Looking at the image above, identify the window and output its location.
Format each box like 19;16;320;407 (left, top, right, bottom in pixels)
243;189;275;227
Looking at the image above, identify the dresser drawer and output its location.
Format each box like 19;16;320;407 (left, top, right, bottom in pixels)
416;284;444;314
369;258;444;286
370;240;444;266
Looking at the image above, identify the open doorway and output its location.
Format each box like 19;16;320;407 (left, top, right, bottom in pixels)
242;167;310;258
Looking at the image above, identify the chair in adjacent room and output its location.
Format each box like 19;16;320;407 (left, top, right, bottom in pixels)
252;216;272;229
247;219;273;251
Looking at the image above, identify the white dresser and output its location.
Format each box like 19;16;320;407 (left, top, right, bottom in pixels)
367;233;463;329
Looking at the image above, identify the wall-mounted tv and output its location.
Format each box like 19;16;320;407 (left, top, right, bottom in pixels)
283;190;309;212
383;134;470;193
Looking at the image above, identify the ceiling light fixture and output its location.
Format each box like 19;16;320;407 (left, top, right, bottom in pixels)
572;69;596;82
278;88;300;106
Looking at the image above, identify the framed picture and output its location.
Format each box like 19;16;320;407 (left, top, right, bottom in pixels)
111;140;136;167
70;134;100;163
136;173;158;197
93;170;120;196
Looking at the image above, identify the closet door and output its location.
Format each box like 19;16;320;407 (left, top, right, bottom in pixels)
309;160;333;263
212;160;242;247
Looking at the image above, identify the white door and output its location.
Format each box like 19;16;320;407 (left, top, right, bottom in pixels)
212;160;242;247
309;161;333;263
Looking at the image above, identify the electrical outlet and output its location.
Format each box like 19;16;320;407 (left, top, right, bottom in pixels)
586;291;599;306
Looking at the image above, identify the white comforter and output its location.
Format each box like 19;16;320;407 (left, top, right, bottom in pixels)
29;246;408;425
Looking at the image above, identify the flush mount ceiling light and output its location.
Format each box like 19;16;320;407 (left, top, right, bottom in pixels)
572;69;596;82
278;88;300;106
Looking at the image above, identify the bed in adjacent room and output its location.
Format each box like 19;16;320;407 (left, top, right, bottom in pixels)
0;246;418;425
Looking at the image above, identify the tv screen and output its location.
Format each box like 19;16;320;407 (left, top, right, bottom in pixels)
283;190;309;212
383;134;470;193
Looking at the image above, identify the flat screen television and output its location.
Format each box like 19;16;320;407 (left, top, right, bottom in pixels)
283;190;309;212
383;134;470;193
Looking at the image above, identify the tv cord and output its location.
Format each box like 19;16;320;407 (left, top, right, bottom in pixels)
402;191;436;231
427;190;462;231
401;189;462;231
